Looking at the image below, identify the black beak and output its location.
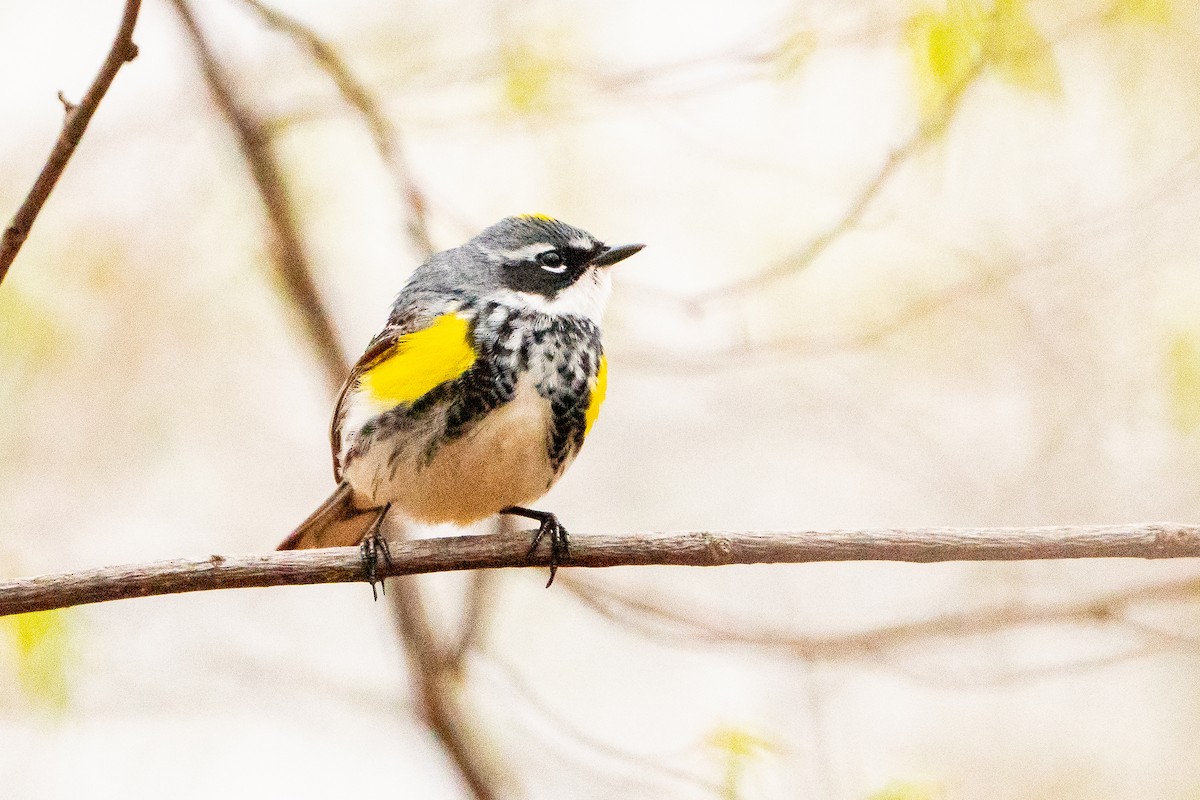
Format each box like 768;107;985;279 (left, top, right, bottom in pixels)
588;242;645;268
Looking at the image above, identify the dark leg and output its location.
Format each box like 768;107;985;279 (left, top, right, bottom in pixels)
501;506;569;588
359;503;393;601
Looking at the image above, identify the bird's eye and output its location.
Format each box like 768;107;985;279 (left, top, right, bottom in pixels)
537;250;566;272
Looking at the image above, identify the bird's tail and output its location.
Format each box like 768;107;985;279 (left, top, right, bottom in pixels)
277;482;381;550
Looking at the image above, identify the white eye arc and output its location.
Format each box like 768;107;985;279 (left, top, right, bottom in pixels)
537;250;567;273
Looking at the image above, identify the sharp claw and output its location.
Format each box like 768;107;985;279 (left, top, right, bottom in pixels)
533;517;567;587
361;537;381;601
507;507;570;588
527;525;545;558
376;535;391;596
359;507;392;601
379;536;393;569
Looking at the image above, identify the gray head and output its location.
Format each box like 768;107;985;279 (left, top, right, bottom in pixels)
470;215;644;299
399;215;643;323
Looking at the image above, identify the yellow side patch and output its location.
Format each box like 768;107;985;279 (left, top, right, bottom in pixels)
584;355;608;435
359;314;476;407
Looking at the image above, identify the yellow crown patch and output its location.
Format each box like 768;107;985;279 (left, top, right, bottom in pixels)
516;213;557;222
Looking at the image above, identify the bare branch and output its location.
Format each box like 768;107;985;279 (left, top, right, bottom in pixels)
169;0;349;394
0;0;143;286
232;0;435;258
5;524;1200;619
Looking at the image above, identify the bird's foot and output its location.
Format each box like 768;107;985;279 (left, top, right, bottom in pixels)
502;506;569;587
359;505;393;600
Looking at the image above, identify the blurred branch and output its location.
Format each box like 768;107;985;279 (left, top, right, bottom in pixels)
442;517;510;678
645;6;1096;309
560;570;1200;661
648;61;984;311
444;570;497;676
6;524;1200;618
619;258;1011;374
232;0;435;257
168;7;498;794
481;655;723;795
169;0;349;395
0;0;143;286
386;524;512;800
889;644;1164;688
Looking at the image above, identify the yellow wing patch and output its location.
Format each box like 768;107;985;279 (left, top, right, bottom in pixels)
358;314;476;407
584;355;608;435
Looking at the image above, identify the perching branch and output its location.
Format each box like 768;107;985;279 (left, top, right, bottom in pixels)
5;524;1200;618
0;0;143;286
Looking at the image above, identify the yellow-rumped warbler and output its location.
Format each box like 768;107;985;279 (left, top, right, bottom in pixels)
278;215;643;588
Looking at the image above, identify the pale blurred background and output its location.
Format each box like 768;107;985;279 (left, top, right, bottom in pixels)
3;0;1200;798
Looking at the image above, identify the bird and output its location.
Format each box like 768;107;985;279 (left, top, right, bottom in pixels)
277;214;643;592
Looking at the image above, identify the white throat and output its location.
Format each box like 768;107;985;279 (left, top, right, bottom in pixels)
496;268;613;323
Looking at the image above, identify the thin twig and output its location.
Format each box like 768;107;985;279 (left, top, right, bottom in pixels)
618;256;1010;375
232;0;435;257
0;0;143;286
480;656;723;795
169;0;349;395
889;644;1164;688
5;524;1200;618
559;571;1200;661
683;61;983;307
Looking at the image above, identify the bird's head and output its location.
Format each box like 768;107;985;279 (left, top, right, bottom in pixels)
466;214;644;320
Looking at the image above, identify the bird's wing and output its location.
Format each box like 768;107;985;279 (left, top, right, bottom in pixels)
329;311;478;481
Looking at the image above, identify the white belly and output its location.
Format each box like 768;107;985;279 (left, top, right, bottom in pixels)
343;380;560;525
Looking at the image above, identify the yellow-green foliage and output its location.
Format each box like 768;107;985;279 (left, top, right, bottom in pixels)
906;0;1061;125
1108;0;1170;24
706;725;776;800
4;610;72;710
986;0;1062;95
500;41;560;114
773;29;817;81
0;284;64;365
867;779;944;800
1167;329;1200;434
